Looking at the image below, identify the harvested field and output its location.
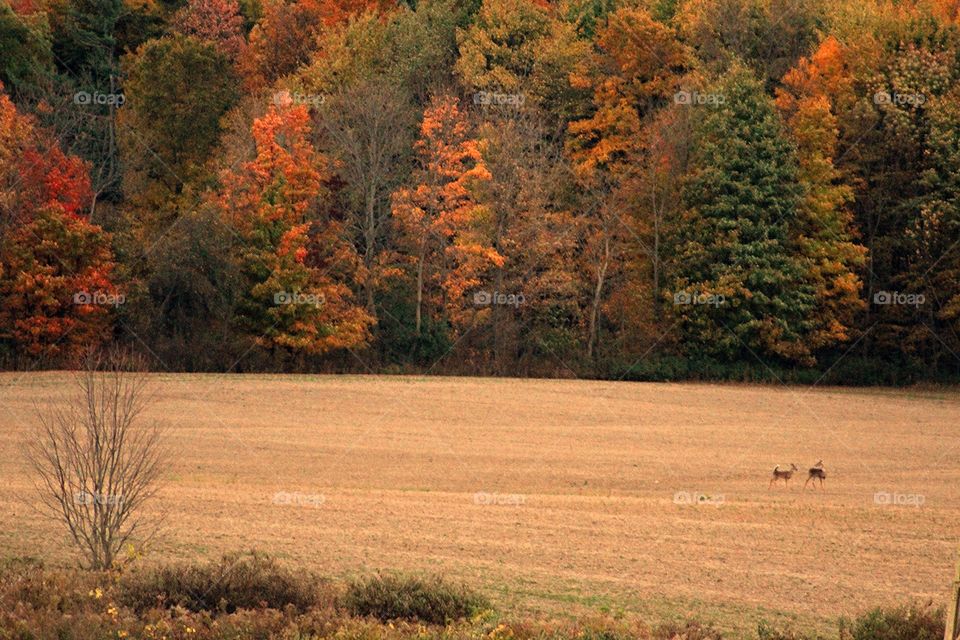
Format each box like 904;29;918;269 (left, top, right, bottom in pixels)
1;373;958;637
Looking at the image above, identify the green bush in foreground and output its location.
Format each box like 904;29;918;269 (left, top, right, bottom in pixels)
344;573;488;624
838;602;944;640
758;620;831;639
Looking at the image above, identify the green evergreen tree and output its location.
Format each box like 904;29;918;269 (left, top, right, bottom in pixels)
903;86;960;371
0;2;52;95
671;64;815;365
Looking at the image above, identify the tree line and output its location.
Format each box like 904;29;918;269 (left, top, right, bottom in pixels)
2;0;960;383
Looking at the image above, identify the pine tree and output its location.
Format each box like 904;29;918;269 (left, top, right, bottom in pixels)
904;85;960;368
672;64;815;365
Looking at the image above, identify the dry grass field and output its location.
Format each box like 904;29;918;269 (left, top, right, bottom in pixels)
1;373;958;637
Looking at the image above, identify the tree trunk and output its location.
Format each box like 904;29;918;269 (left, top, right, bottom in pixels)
415;252;424;336
652;189;662;322
493;211;507;374
364;188;378;319
587;233;610;360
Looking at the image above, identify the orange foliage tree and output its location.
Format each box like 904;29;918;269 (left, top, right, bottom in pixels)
389;95;501;337
218;96;373;355
567;6;689;359
244;0;325;87
776;38;867;352
568;5;689;176
244;0;396;88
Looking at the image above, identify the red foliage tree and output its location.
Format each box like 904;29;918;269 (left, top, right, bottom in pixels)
0;84;119;362
172;0;247;61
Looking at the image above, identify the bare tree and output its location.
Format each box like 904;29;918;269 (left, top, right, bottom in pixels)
314;78;418;319
26;351;165;570
472;108;580;373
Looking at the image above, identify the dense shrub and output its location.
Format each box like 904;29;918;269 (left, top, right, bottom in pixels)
0;557;101;615
838;602;944;640
118;551;324;613
612;354;960;386
615;357;826;385
344;573;488;624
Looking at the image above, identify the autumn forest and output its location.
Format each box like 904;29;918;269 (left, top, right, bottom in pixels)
2;0;960;383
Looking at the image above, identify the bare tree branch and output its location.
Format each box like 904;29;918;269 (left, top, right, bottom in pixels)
25;349;167;570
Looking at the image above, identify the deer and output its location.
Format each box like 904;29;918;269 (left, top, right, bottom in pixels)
805;460;826;489
769;463;798;489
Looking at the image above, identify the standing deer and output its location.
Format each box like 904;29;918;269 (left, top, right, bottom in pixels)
805;460;826;489
769;463;798;489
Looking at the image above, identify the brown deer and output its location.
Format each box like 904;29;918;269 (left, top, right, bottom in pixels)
805;460;826;489
769;463;798;488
